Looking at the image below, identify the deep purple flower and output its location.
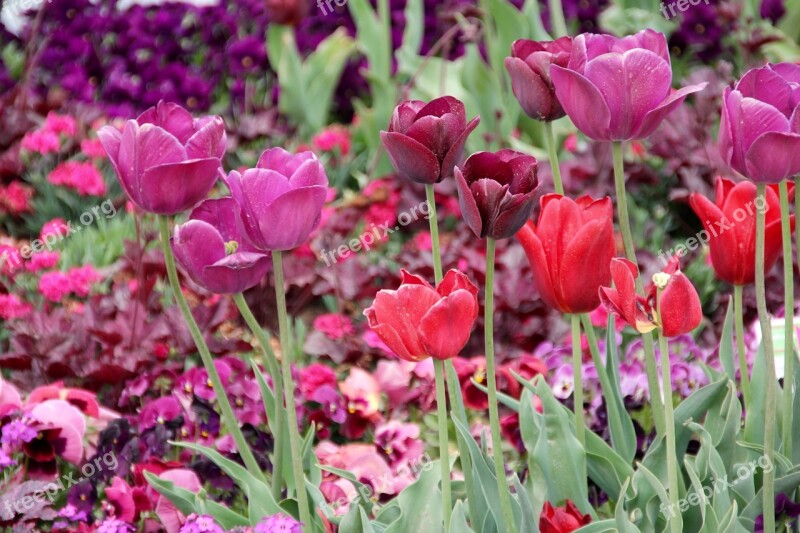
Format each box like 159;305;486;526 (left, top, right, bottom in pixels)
550;29;707;141
172;198;271;294
761;0;786;23
755;493;800;532
505;37;572;121
719;63;800;183
98;101;226;215
381;96;480;184
225;148;328;251
455;150;539;239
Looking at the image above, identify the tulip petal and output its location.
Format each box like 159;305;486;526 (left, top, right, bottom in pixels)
365;308;425;362
440;116;480;181
689;192;743;285
257;147;316;176
372;284;439;358
172;220;227;287
204;252;271;294
139;158;222;215
635;82;708;139
185;116;226;160
290;159;328;188
190;197;248;249
660;273;703;337
736;66;795;117
406;114;464;161
550;65;613;140
505;57;558;120
436;269;479;298
517;221;562;312
380;131;440;184
599;258;640;329
138;101;196;144
455;167;483;238
419;289;478;360
492;192;537;239
559;218;615;313
259;186;328;250
745;131;800;183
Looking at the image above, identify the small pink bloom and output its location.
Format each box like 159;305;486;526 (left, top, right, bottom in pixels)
45;112;77;137
39;271;72;302
41;218;69;240
313;313;354;340
300;363;338;398
47;161;107;196
0;245;23;277
67;265;101;297
0;294;33;320
25;251;60;272
313;125;351;156
155;469;201;533
0;182;33;214
21;130;60;154
80;138;107;159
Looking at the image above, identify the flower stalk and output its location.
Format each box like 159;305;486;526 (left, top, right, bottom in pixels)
733;285;751;408
779;180;794;460
545;121;564;195
570;314;585;448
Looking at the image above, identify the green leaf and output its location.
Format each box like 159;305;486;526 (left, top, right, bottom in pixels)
382;460;443;533
718;297;737;382
743;343;767;446
574;519;618;533
449;501;475;533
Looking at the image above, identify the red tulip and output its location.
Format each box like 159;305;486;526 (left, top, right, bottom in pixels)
539;500;591;533
364;270;479;362
599;256;702;337
516;195;615;314
689;177;791;286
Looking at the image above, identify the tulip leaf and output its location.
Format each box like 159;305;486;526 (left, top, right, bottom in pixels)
574;519;617;533
521;0;551;41
381;460;443;533
718;296;737;383
449;501;475;533
249;359;276;432
743;343;768;446
740;466;800;521
512;474;538;533
615;478;643;533
471;377;521;411
318;465;375;516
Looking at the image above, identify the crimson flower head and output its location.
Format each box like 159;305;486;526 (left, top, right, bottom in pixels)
599;255;702;337
364;270;479;362
98;101;226;215
505;37;572;121
539;500;591;533
381;96;480;184
550;29;706;141
455;150;539;239
689;177;791;286
719;63;800;183
516;194;614;314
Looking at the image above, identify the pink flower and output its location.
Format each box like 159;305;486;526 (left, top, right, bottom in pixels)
300;363;338;398
41;218;69;240
47;161;107;196
21;129;60;154
25;251;60;272
0;377;22;413
312;125;351;156
0;245;23;277
155;469;202;533
25;399;86;478
67;265;101;297
0;182;33;214
313;313;354;339
81;138;107;159
45;112;77;137
103;477;138;523
374;421;424;469
0;294;32;320
39;271;72;302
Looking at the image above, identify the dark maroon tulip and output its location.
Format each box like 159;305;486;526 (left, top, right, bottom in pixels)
380;96;480;184
264;0;309;25
505;37;572;121
172;198;271;294
98;101;226;215
455;150;539;239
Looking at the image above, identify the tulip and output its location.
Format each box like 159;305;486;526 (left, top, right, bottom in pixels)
98;101;226;215
550;29;707;141
689;177;791;286
719;63;800;183
600;255;702;337
380;96;480;185
172;198;271;294
516;194;614;313
364;270;479;362
539;500;591;533
225;148;328;251
504;37;572;121
455;150;539;239
264;0;309;26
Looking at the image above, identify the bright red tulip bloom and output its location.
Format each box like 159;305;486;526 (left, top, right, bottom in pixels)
98;101;226;215
225;148;328;251
719;63;800;183
172;198;271;294
516;195;614;314
364;270;479;362
455;150;539;239
689;177;792;286
599;256;702;337
550;29;707;141
539;500;591;533
380;96;480;184
504;37;572;121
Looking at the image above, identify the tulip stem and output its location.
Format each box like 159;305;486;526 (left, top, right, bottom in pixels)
425;184;443;282
656;323;681;533
570;315;585;448
434;359;452;530
232;293;286;501
272;251;312;530
755;183;777;533
548;0;568;38
157;217;266;483
612;141;665;435
779;180;795;461
485;238;517;533
733;285;751;408
545;121;564;195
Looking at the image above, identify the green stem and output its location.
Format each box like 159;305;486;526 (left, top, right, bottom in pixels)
233;293;286;501
570;315;585;448
157;217;265;482
272;251;312;529
545;121;564;195
657;326;681;533
485;238;517;533
612;141;665;435
734;285;751;408
755;183;777;533
434;359;452;530
425;184;443;282
780;180;794;460
548;0;568;37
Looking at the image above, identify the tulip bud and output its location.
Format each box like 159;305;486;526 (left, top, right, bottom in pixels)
504;37;572;122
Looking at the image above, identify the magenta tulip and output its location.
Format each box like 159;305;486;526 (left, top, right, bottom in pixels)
380;96;480;184
550;29;707;141
172;198;271;294
224;148;328;251
505;37;572;121
719;63;800;183
98;101;226;215
455;150;539;239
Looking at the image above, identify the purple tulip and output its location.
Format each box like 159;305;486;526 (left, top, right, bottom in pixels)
455;150;539;239
550;29;707;141
172;198;271;294
380;96;480;184
719;63;800;184
225;148;328;251
504;37;572;122
98;101;226;215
